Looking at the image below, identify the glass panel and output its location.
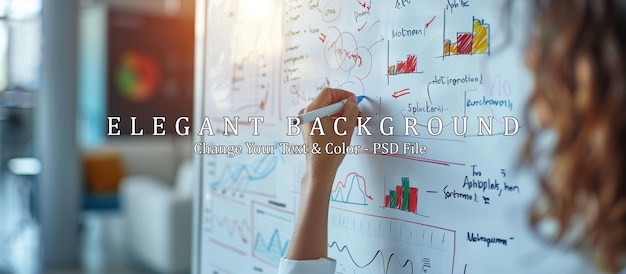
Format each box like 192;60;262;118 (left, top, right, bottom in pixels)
0;0;8;17
8;18;40;91
0;22;7;92
7;0;40;20
0;0;41;273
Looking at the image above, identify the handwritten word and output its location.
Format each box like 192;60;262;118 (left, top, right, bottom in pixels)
407;101;445;114
467;232;512;247
443;185;474;202
432;74;483;86
466;96;513;111
463;165;521;202
395;0;411;9
283;67;300;75
391;27;426;39
322;2;341;22
286;30;301;37
463;177;500;192
285;44;300;53
354;10;370;23
283;74;301;83
286;0;302;11
447;0;470;13
288;14;300;22
283;54;307;65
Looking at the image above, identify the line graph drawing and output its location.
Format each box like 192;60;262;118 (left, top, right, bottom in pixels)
253;229;290;265
329;207;456;274
329;242;414;274
442;9;491;59
214;216;250;244
208;9;283;123
252;202;293;267
208;195;251;255
330;172;374;205
229;49;274;114
210;148;284;198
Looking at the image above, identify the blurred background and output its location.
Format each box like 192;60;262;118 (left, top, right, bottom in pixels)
0;0;195;273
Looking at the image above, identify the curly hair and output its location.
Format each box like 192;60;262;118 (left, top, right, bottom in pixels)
522;0;626;272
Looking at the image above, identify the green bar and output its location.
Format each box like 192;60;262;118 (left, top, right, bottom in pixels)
402;177;410;211
389;190;397;208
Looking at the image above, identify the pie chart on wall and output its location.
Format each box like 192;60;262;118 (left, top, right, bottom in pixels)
115;50;160;102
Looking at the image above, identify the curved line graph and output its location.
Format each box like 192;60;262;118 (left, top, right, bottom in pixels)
210;151;284;194
253;228;290;265
329;241;414;274
214;215;250;244
331;172;374;205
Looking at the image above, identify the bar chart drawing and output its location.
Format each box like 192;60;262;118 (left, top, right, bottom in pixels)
442;14;491;59
387;54;423;76
384;177;418;213
330;172;374;206
386;41;424;84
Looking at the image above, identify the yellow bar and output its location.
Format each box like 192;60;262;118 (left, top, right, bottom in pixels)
450;43;458;55
472;19;489;54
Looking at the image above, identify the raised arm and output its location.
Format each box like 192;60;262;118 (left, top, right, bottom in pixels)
286;88;359;260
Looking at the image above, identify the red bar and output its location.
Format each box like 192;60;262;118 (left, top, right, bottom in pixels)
385;195;390;207
457;32;472;55
405;54;417;73
397;61;406;74
409;187;418;213
396;186;403;209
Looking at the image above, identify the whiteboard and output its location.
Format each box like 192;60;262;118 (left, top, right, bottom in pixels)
192;0;599;273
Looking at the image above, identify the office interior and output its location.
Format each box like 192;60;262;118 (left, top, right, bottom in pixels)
0;0;196;273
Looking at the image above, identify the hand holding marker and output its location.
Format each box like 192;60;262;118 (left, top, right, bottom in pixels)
293;95;365;125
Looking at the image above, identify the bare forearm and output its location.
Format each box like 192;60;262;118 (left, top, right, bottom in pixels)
286;175;333;260
286;88;358;261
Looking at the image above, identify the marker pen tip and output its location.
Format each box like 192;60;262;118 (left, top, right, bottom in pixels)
357;95;366;103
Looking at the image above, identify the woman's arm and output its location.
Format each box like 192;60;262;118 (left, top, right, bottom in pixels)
286;88;359;260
